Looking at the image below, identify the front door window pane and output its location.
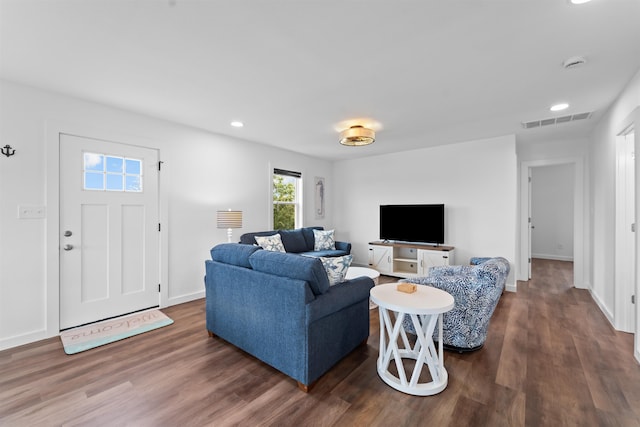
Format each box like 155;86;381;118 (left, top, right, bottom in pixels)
125;175;142;191
106;156;124;173
83;152;143;192
125;159;141;175
85;172;104;190
84;153;104;171
106;174;124;191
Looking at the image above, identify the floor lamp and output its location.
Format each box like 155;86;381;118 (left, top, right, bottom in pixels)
217;209;243;243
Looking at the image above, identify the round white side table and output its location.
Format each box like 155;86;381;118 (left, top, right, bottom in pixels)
370;283;454;396
344;266;380;284
345;266;381;309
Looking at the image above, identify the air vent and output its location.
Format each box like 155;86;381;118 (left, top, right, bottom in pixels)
563;56;587;69
521;112;592;129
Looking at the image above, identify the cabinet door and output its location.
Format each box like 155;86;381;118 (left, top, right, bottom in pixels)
418;250;452;275
369;245;392;274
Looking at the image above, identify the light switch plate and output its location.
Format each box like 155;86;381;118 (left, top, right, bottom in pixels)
18;205;46;219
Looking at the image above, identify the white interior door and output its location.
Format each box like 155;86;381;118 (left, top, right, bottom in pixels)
59;133;160;329
615;131;635;333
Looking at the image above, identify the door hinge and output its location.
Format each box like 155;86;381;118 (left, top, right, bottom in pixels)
632;295;635;304
158;223;161;232
529;258;531;263
158;161;164;171
158;284;161;292
632;223;636;233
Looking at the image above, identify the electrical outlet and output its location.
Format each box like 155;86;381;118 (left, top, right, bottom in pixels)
18;205;46;219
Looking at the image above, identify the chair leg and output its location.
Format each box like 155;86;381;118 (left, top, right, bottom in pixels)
207;330;216;338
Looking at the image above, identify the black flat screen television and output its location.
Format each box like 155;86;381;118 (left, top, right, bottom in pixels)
379;204;445;245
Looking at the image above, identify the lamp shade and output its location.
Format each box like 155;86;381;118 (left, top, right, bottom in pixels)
339;125;375;146
217;210;243;229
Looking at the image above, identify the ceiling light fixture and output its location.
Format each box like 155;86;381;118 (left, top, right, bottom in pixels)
230;121;244;128
550;103;569;112
339;125;375;146
570;0;591;4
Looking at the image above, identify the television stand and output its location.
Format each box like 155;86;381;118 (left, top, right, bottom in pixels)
368;241;455;278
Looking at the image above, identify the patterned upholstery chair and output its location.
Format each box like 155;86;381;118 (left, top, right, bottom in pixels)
401;257;510;352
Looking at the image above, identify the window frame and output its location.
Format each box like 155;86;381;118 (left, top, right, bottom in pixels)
272;168;303;230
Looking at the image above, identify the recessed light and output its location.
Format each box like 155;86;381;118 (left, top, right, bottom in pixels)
570;0;591;4
230;121;244;128
550;103;569;112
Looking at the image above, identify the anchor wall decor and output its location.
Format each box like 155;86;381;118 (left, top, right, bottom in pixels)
1;145;16;157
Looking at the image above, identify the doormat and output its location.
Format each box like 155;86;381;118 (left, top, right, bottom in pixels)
60;309;173;355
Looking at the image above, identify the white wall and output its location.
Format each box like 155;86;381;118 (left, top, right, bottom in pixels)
589;68;640;322
0;79;334;350
531;164;574;261
333;135;518;290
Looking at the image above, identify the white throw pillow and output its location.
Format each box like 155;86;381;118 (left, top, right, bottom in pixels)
313;229;336;251
320;255;353;286
255;234;286;252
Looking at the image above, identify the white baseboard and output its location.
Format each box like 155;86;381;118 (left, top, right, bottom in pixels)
0;328;51;352
589;288;615;328
531;253;574;262
165;290;205;307
505;282;517;293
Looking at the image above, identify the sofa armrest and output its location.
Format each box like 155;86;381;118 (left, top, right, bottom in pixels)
335;241;351;254
307;276;373;323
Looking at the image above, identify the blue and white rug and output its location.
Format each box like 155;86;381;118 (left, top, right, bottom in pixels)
60;309;173;355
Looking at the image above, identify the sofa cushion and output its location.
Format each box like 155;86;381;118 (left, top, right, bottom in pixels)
255;233;286;252
299;249;349;258
279;229;308;253
313;229;336;251
249;250;331;295
320;255;353;286
239;230;277;245
210;243;261;269
301;226;323;250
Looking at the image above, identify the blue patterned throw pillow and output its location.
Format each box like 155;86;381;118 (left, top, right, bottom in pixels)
320;255;353;286
255;233;286;252
313;229;336;251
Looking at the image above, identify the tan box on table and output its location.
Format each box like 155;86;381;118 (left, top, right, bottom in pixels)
397;283;417;294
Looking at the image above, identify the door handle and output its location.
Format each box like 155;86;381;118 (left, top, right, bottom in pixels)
64;230;73;237
63;244;73;251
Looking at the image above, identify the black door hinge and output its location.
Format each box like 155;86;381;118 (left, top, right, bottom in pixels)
158;161;164;171
158;284;161;292
158;223;161;232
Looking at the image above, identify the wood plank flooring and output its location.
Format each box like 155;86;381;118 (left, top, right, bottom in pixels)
2;259;640;426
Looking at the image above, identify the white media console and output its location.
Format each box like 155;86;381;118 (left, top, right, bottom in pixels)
368;241;455;278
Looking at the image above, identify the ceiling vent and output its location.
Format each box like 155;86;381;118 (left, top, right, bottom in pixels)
563;56;587;69
521;112;592;129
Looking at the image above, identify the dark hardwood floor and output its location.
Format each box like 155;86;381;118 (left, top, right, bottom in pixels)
2;259;640;426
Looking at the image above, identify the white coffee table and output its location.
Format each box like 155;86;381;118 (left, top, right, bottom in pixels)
345;267;380;309
370;283;454;396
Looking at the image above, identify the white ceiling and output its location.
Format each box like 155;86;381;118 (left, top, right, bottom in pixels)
1;0;639;160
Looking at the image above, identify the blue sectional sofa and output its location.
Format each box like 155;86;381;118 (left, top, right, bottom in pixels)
239;226;351;257
204;243;373;391
401;257;510;352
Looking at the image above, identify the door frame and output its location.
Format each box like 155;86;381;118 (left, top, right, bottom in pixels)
518;157;585;288
45;121;168;337
615;127;635;333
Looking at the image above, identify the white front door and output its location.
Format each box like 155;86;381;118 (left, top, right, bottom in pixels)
59;133;160;329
